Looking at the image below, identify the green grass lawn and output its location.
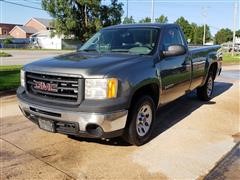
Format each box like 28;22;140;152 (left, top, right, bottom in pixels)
0;51;12;57
0;65;22;91
223;53;240;64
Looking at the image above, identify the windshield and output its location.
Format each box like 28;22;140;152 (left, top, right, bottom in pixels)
79;27;160;55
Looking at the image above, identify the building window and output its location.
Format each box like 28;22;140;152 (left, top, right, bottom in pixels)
2;29;8;35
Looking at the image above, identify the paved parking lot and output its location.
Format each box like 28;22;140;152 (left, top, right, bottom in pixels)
1;50;73;66
0;65;239;179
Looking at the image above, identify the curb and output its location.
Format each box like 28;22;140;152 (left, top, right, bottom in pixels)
0;89;17;97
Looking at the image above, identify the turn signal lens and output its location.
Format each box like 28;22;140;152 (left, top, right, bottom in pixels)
107;79;118;98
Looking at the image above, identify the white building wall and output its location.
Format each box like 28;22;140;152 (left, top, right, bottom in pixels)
31;30;63;49
37;36;62;49
236;37;240;44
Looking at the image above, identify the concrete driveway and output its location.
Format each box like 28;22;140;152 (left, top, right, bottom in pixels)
0;65;239;179
1;50;73;66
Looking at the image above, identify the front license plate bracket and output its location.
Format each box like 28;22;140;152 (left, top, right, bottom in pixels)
38;119;55;132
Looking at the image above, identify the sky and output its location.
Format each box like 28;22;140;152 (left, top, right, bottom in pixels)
0;0;239;36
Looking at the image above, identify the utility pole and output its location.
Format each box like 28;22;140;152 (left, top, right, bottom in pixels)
202;7;208;45
151;0;154;23
203;24;206;45
126;0;128;18
232;0;238;56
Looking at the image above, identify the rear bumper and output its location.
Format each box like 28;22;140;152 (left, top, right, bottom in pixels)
18;96;128;138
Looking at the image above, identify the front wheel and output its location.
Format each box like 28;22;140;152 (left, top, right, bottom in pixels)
197;72;214;101
123;95;156;146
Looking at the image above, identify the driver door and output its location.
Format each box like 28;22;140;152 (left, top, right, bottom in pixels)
157;27;191;104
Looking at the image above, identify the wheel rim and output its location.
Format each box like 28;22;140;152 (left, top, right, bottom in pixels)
136;104;152;137
207;77;213;97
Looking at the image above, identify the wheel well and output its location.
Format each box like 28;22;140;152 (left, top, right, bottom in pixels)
130;83;159;108
209;62;218;80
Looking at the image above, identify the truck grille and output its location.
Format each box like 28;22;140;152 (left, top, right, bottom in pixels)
26;72;82;104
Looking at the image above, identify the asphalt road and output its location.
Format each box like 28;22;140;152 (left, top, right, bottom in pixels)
0;65;239;179
205;143;240;180
1;50;73;66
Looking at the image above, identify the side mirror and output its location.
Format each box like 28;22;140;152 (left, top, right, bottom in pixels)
162;44;186;57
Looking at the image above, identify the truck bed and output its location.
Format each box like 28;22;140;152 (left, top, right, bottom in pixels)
188;45;222;56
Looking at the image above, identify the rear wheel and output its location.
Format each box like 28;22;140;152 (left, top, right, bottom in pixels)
123;95;156;146
197;72;214;101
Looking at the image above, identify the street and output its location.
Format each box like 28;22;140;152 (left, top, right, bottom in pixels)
1;50;73;66
0;65;239;179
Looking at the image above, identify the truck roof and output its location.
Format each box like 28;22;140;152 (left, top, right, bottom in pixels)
103;23;177;30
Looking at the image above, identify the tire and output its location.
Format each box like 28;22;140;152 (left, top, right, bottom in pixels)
197;72;214;101
123;95;156;146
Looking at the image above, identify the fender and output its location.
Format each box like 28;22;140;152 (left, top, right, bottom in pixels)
127;77;161;108
200;47;221;87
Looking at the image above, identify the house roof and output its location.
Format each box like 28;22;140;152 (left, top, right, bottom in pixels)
0;23;22;27
10;26;38;34
32;18;53;28
31;30;50;37
18;26;38;34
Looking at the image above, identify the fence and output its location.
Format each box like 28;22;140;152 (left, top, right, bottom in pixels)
0;43;30;49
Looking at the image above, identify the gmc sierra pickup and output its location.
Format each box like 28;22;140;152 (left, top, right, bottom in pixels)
17;24;222;145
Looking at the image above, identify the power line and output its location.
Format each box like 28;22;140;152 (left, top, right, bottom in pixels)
0;0;44;11
23;0;42;5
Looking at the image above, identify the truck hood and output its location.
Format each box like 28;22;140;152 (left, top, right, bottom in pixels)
24;52;141;78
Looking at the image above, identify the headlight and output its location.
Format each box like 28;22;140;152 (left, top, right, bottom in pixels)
20;69;25;87
85;78;118;99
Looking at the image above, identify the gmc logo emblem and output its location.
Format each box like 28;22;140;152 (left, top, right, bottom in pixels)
34;81;58;92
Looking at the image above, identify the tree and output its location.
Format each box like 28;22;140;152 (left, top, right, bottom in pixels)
214;28;233;44
236;29;240;37
175;18;211;44
139;17;151;23
193;25;211;44
100;0;123;27
155;15;168;24
190;23;198;44
2;37;12;45
123;16;135;24
175;17;193;42
42;0;123;41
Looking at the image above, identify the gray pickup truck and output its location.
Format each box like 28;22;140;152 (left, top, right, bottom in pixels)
17;24;222;145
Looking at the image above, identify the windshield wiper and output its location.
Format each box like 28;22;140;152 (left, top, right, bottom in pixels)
110;49;145;55
111;49;129;52
80;49;98;52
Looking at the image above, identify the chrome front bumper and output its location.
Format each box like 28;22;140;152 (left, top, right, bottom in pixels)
18;99;128;138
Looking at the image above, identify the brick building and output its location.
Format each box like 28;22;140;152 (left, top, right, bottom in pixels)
0;23;22;38
9;18;53;38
